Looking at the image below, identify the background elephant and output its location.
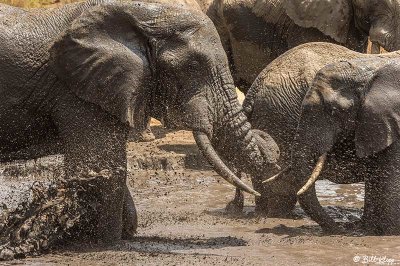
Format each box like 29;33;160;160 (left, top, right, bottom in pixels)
280;57;400;235
240;42;400;216
203;0;400;91
0;0;280;243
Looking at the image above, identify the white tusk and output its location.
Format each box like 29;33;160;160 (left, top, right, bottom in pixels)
297;153;327;196
262;165;291;184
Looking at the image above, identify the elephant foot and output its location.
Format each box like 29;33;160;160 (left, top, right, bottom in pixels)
361;217;400;236
225;188;244;214
122;187;138;240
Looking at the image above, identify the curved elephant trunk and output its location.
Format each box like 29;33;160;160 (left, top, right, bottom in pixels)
297;153;327;196
193;131;261;196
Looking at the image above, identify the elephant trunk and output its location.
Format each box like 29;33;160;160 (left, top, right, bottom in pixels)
213;80;280;177
190;64;279;195
290;148;340;233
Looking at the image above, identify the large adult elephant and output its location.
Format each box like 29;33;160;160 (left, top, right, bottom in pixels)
276;57;400;235
0;0;280;243
237;42;400;216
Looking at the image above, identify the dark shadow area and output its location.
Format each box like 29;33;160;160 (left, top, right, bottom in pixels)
255;224;324;237
58;235;247;255
255;221;366;238
205;206;308;220
158;144;199;154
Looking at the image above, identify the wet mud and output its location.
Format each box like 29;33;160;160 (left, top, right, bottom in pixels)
1;121;399;265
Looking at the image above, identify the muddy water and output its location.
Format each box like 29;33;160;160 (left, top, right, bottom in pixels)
1;127;399;265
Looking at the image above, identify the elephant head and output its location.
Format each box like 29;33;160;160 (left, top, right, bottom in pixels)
284;0;400;52
269;57;400;232
50;1;279;195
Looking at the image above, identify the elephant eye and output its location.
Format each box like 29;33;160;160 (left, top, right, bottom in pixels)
188;60;200;69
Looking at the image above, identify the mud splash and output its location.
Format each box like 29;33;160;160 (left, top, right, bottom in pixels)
0;171;117;261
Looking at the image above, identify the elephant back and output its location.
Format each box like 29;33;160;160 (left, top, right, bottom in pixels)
243;42;366;154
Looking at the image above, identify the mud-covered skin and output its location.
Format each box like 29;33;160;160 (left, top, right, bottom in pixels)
241;43;400;217
0;0;279;246
282;58;400;234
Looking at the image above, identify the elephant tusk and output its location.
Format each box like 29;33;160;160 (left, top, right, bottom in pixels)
371;42;381;54
262;165;291;184
297;153;327;196
193;131;261;197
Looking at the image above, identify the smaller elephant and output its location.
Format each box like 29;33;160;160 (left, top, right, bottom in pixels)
229;42;400;217
274;57;400;235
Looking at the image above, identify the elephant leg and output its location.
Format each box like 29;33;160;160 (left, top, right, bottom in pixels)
380;171;400;235
378;145;400;235
225;187;244;214
364;142;400;235
362;174;383;234
122;185;138;239
253;176;270;216
53;94;130;242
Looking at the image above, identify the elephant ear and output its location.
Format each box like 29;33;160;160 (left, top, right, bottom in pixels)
50;5;153;128
283;0;352;43
355;62;400;157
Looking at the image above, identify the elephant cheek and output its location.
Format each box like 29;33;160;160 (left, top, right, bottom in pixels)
182;112;212;134
181;100;213;135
